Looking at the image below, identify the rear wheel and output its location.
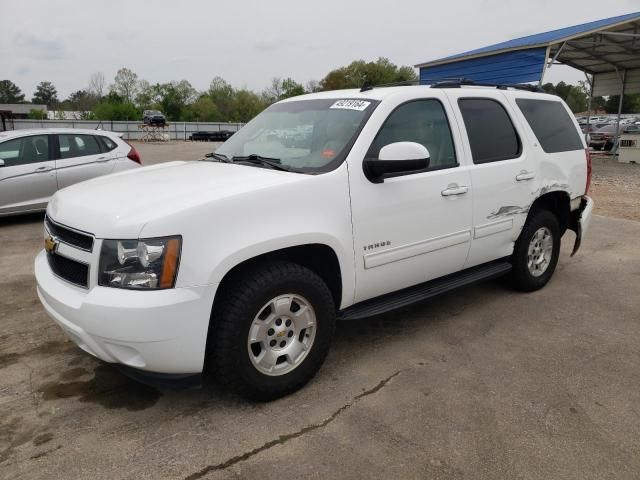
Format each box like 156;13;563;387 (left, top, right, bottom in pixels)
510;210;561;292
209;261;335;400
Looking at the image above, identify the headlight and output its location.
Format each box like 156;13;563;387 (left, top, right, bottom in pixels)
99;236;181;290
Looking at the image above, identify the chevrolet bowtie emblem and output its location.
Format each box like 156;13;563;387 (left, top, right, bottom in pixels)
44;235;58;254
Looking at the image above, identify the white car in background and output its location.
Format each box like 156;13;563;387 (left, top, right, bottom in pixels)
0;129;141;216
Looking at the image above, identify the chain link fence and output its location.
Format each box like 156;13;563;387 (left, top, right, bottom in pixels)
11;119;244;141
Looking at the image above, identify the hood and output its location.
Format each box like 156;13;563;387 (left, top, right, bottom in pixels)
48;161;305;238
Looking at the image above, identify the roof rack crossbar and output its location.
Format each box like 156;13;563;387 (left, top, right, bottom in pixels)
427;78;544;92
360;80;420;92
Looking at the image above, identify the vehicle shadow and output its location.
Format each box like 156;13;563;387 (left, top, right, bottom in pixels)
38;277;510;411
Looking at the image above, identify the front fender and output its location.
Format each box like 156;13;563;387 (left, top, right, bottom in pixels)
207;233;354;308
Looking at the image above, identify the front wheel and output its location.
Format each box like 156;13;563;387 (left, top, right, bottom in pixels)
510;210;561;292
209;262;335;400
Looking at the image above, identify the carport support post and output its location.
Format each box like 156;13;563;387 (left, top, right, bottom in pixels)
585;73;594;143
615;69;627;153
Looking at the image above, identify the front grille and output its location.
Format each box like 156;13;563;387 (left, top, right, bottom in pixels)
45;216;94;251
47;252;89;288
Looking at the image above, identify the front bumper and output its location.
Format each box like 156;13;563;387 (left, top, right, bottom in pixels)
570;196;594;256
35;250;216;374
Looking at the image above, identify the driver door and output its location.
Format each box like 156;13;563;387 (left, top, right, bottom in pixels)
348;97;473;303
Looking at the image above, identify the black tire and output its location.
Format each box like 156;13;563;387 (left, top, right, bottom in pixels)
208;261;336;401
509;210;561;292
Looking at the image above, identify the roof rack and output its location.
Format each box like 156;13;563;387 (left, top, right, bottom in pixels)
360;80;420;92
428;78;544;92
358;78;545;93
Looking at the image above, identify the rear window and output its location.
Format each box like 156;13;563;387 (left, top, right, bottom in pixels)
516;99;584;153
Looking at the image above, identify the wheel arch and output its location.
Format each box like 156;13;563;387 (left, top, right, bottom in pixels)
212;242;345;314
528;191;571;235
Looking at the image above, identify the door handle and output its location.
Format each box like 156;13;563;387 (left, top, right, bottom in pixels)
96;156;110;163
33;166;53;173
516;171;536;181
441;184;469;196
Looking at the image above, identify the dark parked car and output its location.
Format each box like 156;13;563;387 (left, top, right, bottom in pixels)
190;130;235;142
143;110;166;126
590;124;640;150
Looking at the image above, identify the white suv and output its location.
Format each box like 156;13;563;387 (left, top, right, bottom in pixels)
35;84;593;399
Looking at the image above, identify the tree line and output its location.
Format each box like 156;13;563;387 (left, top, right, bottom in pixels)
0;58;417;123
3;62;637;123
540;81;640;114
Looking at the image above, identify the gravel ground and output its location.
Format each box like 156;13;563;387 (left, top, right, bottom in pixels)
0;141;638;479
132;140;221;165
589;154;640;222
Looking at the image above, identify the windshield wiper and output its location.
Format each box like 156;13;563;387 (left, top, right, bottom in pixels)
203;152;232;163
232;154;296;172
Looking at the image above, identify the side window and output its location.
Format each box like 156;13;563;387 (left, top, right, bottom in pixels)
58;134;102;159
0;135;49;167
458;98;521;164
367;99;457;169
516;99;583;153
99;136;117;152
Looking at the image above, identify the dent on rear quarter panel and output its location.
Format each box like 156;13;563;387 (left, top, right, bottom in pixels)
487;183;572;221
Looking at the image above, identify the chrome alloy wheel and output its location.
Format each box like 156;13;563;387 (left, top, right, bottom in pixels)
527;227;553;277
247;294;317;376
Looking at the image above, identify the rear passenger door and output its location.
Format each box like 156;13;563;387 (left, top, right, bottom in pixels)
0;134;57;214
55;133;114;189
446;90;537;267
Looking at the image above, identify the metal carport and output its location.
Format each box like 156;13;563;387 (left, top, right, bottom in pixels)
416;12;640;137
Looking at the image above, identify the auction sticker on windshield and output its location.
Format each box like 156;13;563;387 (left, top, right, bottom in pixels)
330;99;371;111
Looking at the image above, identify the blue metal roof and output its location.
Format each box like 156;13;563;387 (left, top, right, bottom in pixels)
420;48;547;85
416;11;640;68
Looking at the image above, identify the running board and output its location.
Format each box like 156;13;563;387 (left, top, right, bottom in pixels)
338;260;512;321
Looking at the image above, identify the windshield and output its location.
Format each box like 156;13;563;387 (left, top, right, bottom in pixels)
215;98;378;173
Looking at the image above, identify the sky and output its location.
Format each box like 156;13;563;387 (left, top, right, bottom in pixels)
1;0;639;99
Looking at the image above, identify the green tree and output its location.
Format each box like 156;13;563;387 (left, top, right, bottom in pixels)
32;81;59;108
605;94;640;114
208;77;236;119
262;77;305;104
0;80;26;103
147;80;197;121
93;101;139;121
27;108;47;119
67;90;98;116
135;80;155;111
184;96;221;121
319;57;417;90
232;89;266;122
93;91;138;120
111;68;139;104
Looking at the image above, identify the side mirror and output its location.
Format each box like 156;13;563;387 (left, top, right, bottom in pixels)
363;142;430;183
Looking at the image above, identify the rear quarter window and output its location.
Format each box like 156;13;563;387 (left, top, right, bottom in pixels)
516;99;584;153
99;136;118;152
